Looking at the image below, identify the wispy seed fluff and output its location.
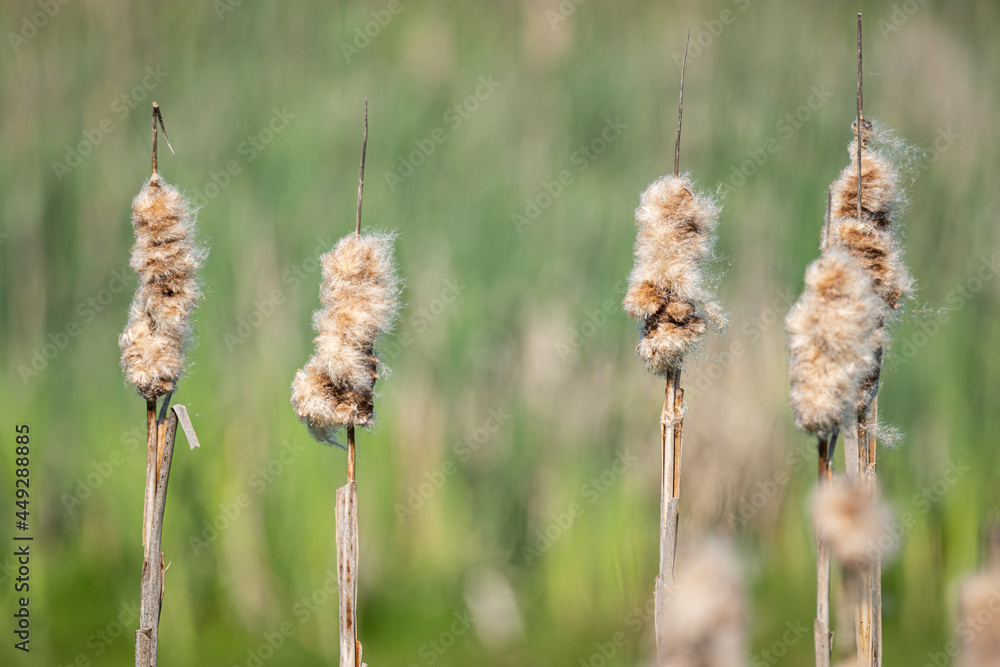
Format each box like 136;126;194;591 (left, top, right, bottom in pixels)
290;232;399;447
825;121;913;313
957;567;1000;667
119;176;205;400
811;478;896;570
662;538;746;667
786;248;881;435
623;175;724;375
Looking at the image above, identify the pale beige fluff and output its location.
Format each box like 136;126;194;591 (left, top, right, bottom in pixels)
662;538;746;667
811;478;895;569
119;176;205;400
786;249;881;436
825;122;913;313
957;567;1000;667
623;175;724;375
290;232;399;446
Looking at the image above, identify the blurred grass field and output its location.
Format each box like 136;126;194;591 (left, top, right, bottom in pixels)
2;0;999;664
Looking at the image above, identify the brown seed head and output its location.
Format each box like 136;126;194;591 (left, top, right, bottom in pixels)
957;566;1000;667
623;175;724;375
662;538;746;667
811;478;896;570
786;248;882;436
119;176;205;400
826;122;913;313
291;232;399;446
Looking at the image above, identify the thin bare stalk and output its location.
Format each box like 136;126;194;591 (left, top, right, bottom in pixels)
655;367;680;662
336;481;360;667
853;16;880;666
136;400;179;667
356;98;367;237
655;35;692;661
673;29;689;178
815;430;835;667
335;101;369;667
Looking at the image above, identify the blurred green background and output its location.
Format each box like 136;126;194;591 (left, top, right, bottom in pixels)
2;0;999;664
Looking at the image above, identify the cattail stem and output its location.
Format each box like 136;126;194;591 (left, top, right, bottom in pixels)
347;426;356;485
150;103;173;178
356;99;368;237
673;30;689;178
655;365;683;662
142;399;157;549
856;14;863;222
136;403;180;667
814;431;835;667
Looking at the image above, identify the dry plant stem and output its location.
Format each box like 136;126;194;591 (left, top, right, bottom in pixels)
356;99;368;237
136;404;179;667
336;100;367;667
142;399;156;548
865;398;882;667
336;481;359;667
815;432;834;667
854;17;879;666
655;365;683;663
347;426;356;485
673;29;689;178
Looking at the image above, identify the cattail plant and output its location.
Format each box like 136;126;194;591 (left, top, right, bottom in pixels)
290;101;398;667
622;34;725;662
811;475;896;656
120;104;206;667
820;16;913;666
957;562;1000;666
786;235;881;666
661;538;746;667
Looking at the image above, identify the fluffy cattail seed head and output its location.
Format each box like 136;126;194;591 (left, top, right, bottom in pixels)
291;232;399;447
662;538;746;667
119;176;205;400
811;478;896;570
786;248;881;436
825;121;913;313
957;566;1000;667
623;175;724;375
